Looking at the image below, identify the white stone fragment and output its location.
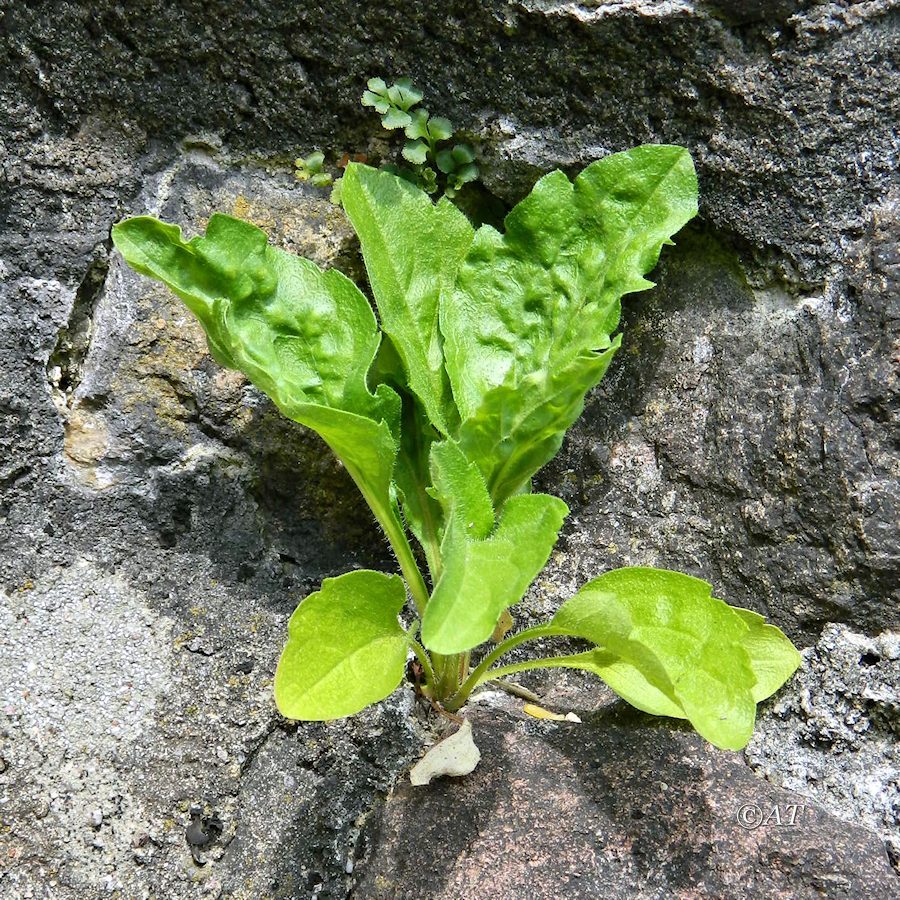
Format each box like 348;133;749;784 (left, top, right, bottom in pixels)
409;720;481;786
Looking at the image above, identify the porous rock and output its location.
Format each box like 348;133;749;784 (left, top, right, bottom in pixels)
747;623;900;870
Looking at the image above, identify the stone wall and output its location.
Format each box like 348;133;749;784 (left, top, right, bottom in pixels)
1;2;897;896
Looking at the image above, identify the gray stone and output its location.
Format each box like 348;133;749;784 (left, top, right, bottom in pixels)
3;1;897;280
1;0;898;896
0;152;422;898
538;200;899;641
747;623;900;870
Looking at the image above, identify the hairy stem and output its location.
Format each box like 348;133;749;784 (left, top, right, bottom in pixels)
443;623;564;711
357;479;430;616
386;516;431;617
408;637;436;690
482;655;582;682
431;652;464;700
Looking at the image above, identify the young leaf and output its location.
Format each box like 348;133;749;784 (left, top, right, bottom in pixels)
326;177;342;207
437;144;477;177
550;567;801;750
453;163;478;185
441;145;698;505
274;571;409;720
418;167;438;194
341;163;474;435
295;150;330;184
362;92;390;114
435;149;456;174
402;139;429;165
427;116;454;142
452;144;476;165
427;439;494;541
382;107;412;130
390;77;423;109
421;441;568;654
111;214;405;551
404;108;432;141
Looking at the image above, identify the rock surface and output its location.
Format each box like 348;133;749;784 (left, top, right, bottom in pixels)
747;623;900;870
1;0;898;896
358;701;896;899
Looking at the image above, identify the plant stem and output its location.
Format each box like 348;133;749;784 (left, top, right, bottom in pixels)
483;655;582;682
408;637;436;689
443;623;563;711
431;652;464;700
356;479;430;617
384;515;431;617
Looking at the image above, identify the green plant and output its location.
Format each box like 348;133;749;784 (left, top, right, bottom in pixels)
303;77;479;203
111;145;800;752
294;151;333;188
361;75;478;198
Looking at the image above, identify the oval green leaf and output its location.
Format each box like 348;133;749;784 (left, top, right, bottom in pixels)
552;567;800;750
275;570;409;721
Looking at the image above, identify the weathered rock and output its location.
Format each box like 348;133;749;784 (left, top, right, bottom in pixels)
4;1;897;280
357;703;897;899
747;623;900;870
0;154;422;899
537;200;900;641
1;0;898;896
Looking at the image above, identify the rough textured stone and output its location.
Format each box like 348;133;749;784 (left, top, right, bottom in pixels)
357;702;896;899
0;153;423;898
1;0;898;896
747;624;900;870
537;202;900;641
4;1;897;279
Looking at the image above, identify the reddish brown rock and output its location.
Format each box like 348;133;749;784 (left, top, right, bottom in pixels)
358;706;896;899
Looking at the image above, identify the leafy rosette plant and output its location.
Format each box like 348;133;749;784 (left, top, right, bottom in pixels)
112;145;800;751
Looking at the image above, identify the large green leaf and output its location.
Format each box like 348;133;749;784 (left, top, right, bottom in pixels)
457;343;621;506
112;214;403;540
731;607;804;703
342;163;474;436
274;570;409;720
551;568;801;750
421;441;568;653
442;145;698;505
